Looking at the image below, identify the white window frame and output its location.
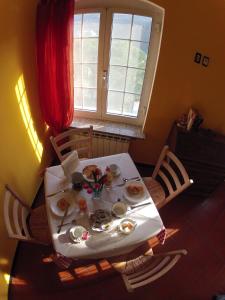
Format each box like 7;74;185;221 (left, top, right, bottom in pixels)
74;3;164;127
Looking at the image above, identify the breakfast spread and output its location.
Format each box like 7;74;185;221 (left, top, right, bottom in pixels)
57;198;70;211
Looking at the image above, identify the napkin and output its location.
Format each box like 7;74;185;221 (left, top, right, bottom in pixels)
156;228;166;245
61;150;79;179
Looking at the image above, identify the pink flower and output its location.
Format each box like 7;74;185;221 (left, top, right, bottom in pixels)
94;183;100;189
95;168;100;176
87;188;93;194
83;183;89;189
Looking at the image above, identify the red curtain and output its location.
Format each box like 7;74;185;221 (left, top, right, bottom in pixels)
36;0;74;135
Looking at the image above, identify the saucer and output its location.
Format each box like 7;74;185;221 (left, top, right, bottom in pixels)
69;225;88;243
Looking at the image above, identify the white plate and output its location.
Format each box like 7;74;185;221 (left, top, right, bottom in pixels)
82;165;102;182
69;225;88;243
118;218;137;235
123;180;146;204
49;194;76;217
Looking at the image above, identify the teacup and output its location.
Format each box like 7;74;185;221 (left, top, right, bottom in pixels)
112;201;127;218
109;164;120;177
71;172;84;191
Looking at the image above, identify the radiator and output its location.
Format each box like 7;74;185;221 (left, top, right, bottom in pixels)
92;133;130;157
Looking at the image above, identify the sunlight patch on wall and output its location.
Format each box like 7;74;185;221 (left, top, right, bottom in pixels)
0;258;9;266
15;75;43;162
4;273;10;284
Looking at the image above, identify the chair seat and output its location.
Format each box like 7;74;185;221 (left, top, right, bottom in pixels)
142;177;165;208
28;205;52;245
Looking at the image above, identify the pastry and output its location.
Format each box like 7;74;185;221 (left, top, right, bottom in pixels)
57;198;69;211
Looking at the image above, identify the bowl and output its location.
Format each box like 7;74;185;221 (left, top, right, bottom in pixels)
118;218;136;235
112;201;127;218
69;225;88;243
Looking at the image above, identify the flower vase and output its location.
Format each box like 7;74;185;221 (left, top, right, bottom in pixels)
92;189;102;201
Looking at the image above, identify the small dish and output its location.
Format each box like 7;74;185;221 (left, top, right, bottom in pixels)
123;181;146;204
118;218;136;235
69;225;88;243
109;164;120;177
112;201;127;218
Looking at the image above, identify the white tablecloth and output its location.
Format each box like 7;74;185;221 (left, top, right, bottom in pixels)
44;153;164;259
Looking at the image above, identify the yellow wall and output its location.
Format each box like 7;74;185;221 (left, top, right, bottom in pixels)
130;0;225;164
0;1;51;298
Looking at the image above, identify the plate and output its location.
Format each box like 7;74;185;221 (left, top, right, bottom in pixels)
123;180;146;204
118;218;136;235
82;165;102;182
49;194;76;217
90;209;112;232
69;225;88;243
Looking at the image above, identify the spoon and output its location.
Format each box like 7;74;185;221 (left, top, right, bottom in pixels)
123;176;140;182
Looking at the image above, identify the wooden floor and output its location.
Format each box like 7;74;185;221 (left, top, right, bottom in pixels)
9;183;225;300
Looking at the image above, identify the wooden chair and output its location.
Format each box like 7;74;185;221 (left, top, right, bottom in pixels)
143;145;193;209
114;249;187;292
50;126;93;162
3;184;51;245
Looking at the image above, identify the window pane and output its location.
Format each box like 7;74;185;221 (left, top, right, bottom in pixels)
107;91;123;114
74;14;82;38
82;64;97;88
125;68;145;94
123;93;140;116
83;13;100;38
83;88;97;110
112;14;132;39
82;38;98;63
131;15;152;42
74;63;82;87
110;40;129;66
108;66;126;91
74;88;83;108
74;39;81;63
128;41;148;69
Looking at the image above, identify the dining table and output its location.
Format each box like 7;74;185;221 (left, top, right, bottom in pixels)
44;153;165;259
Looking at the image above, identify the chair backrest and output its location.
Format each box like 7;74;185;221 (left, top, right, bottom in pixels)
3;184;33;242
50;126;93;162
152;145;193;208
121;249;187;292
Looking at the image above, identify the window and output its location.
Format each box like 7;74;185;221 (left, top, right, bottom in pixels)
73;5;164;126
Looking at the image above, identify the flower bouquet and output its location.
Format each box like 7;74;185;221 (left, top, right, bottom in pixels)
83;167;107;200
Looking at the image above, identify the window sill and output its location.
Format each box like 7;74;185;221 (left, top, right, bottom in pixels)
70;117;145;140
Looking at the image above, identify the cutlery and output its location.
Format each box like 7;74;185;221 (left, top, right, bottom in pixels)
123;176;140;182
46;188;70;197
115;178;141;187
130;202;152;209
57;219;76;228
57;205;69;234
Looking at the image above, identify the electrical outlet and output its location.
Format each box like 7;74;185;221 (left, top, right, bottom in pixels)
194;52;202;64
202;56;209;67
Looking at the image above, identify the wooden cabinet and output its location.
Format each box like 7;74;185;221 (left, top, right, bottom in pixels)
167;124;225;198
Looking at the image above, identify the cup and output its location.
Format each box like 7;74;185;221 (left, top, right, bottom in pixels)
71;172;84;191
112;201;127;218
109;164;120;177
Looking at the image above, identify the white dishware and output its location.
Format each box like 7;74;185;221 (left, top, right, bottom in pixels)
112;201;127;218
49;194;76;217
109;164;120;177
123;180;146;204
69;225;88;243
118;218;136;235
